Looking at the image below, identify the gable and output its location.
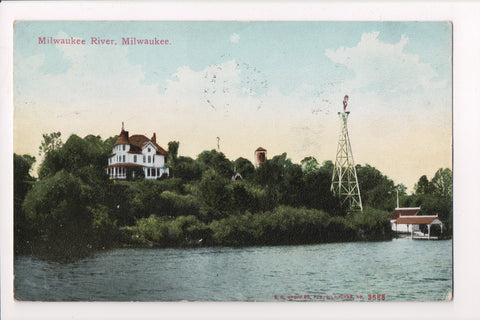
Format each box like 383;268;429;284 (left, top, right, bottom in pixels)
142;141;158;153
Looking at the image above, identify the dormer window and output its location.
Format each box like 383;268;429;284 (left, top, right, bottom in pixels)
123;145;126;151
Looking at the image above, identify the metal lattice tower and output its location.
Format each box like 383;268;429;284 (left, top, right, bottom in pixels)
331;95;363;212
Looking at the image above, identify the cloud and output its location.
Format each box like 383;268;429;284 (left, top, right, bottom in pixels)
325;32;446;94
230;33;240;43
321;31;451;189
14;29;451;190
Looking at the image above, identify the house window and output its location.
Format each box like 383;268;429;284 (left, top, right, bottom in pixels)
123;155;126;162
148;148;151;153
148;156;151;163
143;155;146;163
134;155;137;163
123;145;125;151
153;156;155;163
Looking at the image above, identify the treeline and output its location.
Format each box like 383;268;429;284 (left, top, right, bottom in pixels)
13;132;451;260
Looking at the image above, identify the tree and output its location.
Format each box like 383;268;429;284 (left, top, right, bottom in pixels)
396;183;407;196
431;168;452;198
174;156;202;181
23;170;95;259
414;175;433;195
197;169;231;221
254;153;304;207
301;162;344;215
167;141;180;172
196;149;233;179
321;160;334;175
228;181;257;213
407;169;453;235
301;156;320;174
14;154;36;254
38;132;63;156
128;180;168;218
356;164;396;211
14;154;36;203
39;134;112;180
38;147;63;178
233;157;255;180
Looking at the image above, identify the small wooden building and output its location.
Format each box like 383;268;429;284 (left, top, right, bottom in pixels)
394;215;444;239
390;207;444;239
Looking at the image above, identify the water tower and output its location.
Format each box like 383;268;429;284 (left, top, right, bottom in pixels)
254;147;267;167
330;95;363;212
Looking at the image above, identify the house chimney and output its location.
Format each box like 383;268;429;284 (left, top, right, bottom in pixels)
152;132;156;143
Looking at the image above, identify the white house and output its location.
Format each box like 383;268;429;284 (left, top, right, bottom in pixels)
106;125;169;180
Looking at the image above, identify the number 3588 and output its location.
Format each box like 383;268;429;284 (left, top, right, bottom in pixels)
368;294;385;301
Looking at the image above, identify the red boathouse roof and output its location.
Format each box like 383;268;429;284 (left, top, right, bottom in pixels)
389;207;421;220
394;216;441;225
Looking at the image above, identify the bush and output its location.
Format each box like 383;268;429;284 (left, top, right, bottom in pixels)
345;207;392;241
125;215;210;247
160;191;199;217
209;206;331;246
23;170;94;260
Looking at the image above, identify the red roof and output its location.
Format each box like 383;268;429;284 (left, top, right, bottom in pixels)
389;207;421;220
394;216;440;225
129;134;168;156
255;147;267;152
129;134;149;148
112;128;168;156
113;129;129;147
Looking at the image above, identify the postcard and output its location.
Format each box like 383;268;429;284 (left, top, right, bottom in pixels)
3;2;477;319
11;19;453;303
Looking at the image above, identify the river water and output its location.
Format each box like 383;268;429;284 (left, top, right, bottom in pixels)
14;238;452;301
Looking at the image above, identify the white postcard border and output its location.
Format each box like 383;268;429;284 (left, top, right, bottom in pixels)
1;1;477;320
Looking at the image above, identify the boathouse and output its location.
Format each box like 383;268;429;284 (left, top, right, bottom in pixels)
389;207;444;239
394;215;444;239
106;124;169;180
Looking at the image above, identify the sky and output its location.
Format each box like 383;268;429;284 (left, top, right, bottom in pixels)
13;21;452;191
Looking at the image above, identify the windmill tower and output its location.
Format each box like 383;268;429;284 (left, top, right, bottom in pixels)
331;95;363;212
